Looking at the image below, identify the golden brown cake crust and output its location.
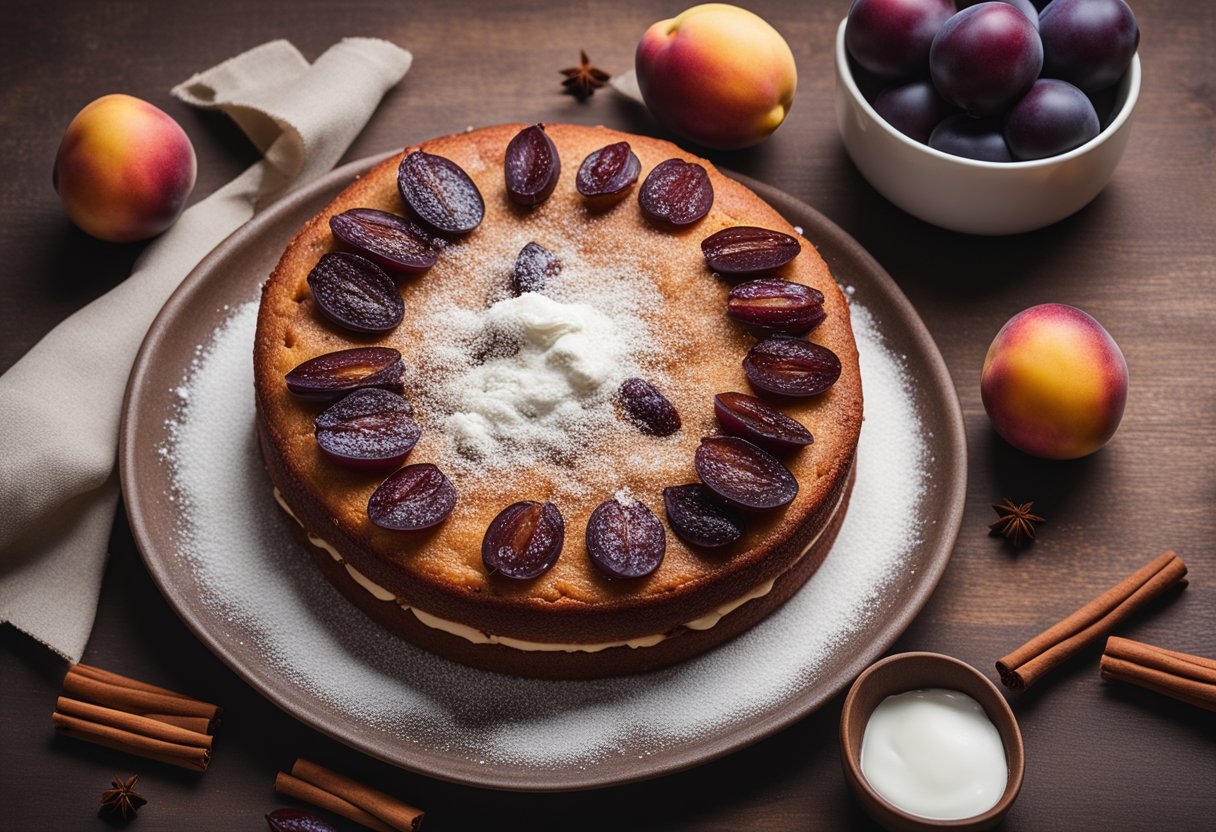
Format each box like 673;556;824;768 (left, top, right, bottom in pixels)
253;124;862;670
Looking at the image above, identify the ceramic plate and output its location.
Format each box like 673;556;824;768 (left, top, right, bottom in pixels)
120;152;966;791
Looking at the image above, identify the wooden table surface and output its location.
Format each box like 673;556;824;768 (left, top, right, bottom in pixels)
3;1;1214;829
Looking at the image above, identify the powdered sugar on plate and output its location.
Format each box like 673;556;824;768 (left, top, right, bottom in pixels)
163;296;928;774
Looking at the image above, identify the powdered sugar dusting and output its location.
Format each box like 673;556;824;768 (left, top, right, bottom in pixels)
435;292;632;466
400;230;675;501
163;295;930;773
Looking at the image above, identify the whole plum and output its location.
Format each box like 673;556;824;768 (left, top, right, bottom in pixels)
930;3;1043;117
846;0;956;78
1040;0;1140;93
1005;78;1100;160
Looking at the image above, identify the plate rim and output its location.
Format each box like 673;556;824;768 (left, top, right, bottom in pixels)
119;152;967;793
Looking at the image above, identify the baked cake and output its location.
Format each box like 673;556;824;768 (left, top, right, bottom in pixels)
254;123;862;678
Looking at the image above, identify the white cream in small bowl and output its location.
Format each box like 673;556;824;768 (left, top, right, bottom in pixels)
840;652;1024;831
861;688;1008;820
833;18;1141;236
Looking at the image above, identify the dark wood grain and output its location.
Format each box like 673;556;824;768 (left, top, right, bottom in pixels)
2;1;1214;829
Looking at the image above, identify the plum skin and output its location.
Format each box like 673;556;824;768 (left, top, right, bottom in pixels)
1005;78;1101;160
929;3;1044;117
929;114;1014;162
846;0;956;78
1039;0;1140;93
873;79;957;144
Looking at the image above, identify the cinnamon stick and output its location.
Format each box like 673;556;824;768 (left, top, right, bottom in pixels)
145;714;213;734
274;772;396;832
72;663;193;697
56;697;213;750
1100;637;1216;712
275;758;424;831
996;550;1188;690
52;712;210;771
63;665;221;731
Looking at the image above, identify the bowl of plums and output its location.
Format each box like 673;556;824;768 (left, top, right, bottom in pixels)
835;0;1141;235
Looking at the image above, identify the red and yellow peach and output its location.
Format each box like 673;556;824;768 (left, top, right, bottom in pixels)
635;3;797;150
53;94;196;242
981;303;1128;459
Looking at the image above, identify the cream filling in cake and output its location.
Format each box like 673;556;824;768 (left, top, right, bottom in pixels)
273;486;842;653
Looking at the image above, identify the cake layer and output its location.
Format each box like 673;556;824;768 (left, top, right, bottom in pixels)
260;417;855;643
281;465;854;679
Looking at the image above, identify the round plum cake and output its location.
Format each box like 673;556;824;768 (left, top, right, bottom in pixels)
253;123;863;678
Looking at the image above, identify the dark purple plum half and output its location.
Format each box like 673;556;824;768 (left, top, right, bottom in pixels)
701;226;801;276
618;378;681;436
482;500;565;580
585;498;666;579
727;279;826;336
314;388;420;469
694;436;799;511
367;464;457;531
638;159;714;227
662;484;746;549
714;392;814;455
306;252;403;334
504;124;561;207
328;208;439;276
512;241;561;296
576;142;641;199
284;347;405;401
397;150;485;236
743;337;842;398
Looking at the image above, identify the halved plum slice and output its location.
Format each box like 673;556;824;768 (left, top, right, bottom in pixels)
694;436;798;510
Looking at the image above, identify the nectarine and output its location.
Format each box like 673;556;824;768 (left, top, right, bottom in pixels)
53;93;196;242
981;303;1128;459
635;4;797;150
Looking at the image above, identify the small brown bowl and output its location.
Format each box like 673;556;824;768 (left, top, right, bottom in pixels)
840;652;1024;831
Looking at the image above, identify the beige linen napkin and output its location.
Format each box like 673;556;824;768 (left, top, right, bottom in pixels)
0;38;412;662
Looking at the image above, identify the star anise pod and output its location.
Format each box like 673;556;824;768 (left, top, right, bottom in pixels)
99;773;147;820
989;498;1045;547
560;50;611;101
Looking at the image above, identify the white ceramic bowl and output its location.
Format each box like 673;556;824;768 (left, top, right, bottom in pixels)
833;18;1140;235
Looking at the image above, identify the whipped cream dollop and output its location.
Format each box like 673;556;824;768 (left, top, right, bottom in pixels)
444;292;628;460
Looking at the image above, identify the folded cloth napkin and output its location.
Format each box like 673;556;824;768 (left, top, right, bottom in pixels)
0;38;412;662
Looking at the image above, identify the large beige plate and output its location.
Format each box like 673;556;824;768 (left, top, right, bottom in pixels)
120;151;966;792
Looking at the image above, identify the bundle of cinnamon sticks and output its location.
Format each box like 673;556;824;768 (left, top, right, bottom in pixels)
1101;636;1216;712
275;758;424;831
51;663;220;771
